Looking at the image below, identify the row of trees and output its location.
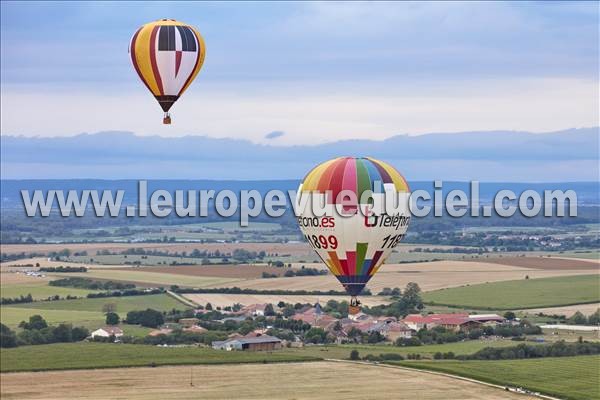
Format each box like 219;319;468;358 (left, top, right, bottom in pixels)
50;277;135;291
39;266;87;273
1;316;88;348
462;340;600;360
395;323;543;347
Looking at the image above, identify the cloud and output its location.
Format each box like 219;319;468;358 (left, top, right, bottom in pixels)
264;131;285;140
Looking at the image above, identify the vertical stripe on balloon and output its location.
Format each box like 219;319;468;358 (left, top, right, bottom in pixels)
149;26;164;96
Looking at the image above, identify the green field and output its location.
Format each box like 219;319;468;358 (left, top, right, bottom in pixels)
48;269;241;287
389;355;600;400
0;281;95;300
0;342;320;372
285;340;519;360
423;275;600;309
0;340;518;373
1;307;105;329
10;294;188;314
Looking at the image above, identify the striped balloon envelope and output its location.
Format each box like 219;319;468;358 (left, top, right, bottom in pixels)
296;157;411;313
129;19;206;124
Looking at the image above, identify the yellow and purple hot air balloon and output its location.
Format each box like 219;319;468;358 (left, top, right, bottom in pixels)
129;19;206;124
296;157;411;314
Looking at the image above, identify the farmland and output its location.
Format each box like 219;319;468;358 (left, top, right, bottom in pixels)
205;260;599;294
390;355;600;400
0;340;519;372
8;294;187;315
0;306;105;329
0;361;535;400
182;293;390;308
46;269;242;287
423;274;600;309
0;279;95;300
520;303;600;317
0;342;319;373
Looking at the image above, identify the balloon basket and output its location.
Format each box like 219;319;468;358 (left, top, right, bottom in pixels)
349;304;361;315
163;114;172;124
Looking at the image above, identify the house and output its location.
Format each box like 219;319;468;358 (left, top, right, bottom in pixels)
91;326;123;339
179;318;200;328
240;304;268;317
212;334;282;351
292;304;338;329
369;321;413;341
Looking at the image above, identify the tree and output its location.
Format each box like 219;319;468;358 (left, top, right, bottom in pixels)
503;311;516;321
402;282;423;311
304;328;328;344
0;323;18;348
350;349;360;360
126;309;164;328
588;308;600;325
19;315;48;330
105;312;120;325
569;311;587;325
102;303;117;314
264;304;275;316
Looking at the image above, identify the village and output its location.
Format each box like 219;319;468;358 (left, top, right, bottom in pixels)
89;300;509;352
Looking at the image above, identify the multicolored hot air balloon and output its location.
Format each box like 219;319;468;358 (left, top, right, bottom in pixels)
296;157;411;314
129;19;206;124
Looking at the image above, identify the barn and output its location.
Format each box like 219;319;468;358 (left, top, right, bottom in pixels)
212;334;281;351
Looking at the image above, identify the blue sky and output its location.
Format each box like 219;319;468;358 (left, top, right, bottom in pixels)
1;1;598;144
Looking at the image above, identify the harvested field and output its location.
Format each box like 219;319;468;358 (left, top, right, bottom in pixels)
476;256;599;270
45;269;242;288
207;261;599;293
182;293;389;308
520;303;600;317
116;265;290;279
0;242;313;257
0;272;51;285
0;361;534;400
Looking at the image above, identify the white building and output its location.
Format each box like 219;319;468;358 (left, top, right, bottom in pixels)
91;326;124;339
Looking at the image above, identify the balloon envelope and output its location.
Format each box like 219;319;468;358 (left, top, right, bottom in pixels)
129;19;205;116
296;157;411;296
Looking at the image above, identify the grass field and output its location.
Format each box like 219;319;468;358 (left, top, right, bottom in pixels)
9;294;188;315
0;281;95;300
0;342;319;372
389;355;600;400
423;274;600;309
0;340;518;372
0;307;105;329
0;361;532;400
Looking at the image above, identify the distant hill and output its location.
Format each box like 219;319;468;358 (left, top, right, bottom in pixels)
1;128;598;181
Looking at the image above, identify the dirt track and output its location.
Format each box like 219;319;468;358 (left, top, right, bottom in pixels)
0;361;534;400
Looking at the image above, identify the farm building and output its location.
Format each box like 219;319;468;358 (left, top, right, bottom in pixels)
212;334;282;351
468;314;505;325
402;314;482;332
91;326;123;339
